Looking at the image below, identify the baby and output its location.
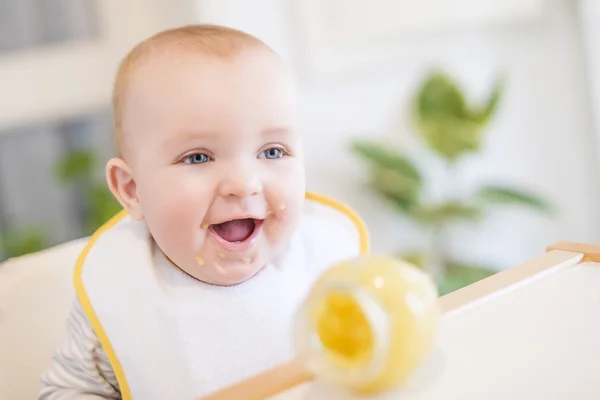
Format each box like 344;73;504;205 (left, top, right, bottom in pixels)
39;24;368;399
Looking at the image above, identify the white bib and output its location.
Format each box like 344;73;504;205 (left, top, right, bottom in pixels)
74;193;369;400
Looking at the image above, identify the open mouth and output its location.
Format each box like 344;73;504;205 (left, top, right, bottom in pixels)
209;218;263;246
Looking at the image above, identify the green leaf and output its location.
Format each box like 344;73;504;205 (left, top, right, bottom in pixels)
370;166;421;199
415;71;469;120
413;115;483;161
54;150;97;183
439;261;497;295
412;201;482;226
351;140;421;182
352;140;424;214
0;227;48;258
399;251;428;269
473;75;505;124
476;186;552;213
412;70;504;161
368;168;423;215
374;189;420;215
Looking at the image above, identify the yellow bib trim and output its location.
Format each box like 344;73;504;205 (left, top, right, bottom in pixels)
73;191;369;400
304;191;370;254
73;209;132;399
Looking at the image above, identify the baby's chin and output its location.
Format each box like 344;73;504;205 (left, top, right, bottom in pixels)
190;259;267;286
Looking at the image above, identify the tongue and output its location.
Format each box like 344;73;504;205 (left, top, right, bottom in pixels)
212;219;255;242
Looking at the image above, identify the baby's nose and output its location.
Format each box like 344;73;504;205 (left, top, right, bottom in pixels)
218;170;262;198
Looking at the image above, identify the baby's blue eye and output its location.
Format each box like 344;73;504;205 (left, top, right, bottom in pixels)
261;148;283;160
184;153;210;164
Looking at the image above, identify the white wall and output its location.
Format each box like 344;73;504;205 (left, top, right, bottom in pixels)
578;0;600;192
195;0;600;270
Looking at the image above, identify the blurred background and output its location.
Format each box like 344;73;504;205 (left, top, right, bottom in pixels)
1;0;600;293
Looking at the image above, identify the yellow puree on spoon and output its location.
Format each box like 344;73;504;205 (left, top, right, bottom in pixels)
297;255;439;395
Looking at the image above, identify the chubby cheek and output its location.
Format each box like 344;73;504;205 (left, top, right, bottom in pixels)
263;174;305;249
137;173;212;258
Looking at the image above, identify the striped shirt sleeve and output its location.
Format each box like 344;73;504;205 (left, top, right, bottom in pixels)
38;299;121;399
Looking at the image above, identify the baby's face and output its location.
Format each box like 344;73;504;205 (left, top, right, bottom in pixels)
122;48;305;285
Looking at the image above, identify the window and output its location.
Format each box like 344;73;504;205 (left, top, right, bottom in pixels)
0;0;197;259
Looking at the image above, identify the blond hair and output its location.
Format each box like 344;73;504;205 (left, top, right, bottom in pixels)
111;24;269;157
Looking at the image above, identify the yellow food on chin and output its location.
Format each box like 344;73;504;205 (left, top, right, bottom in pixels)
194;256;205;266
241;257;251;264
200;223;209;229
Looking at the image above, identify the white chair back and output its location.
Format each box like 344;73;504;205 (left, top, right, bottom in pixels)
0;239;87;399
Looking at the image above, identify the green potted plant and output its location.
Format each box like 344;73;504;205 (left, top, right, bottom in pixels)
54;149;122;236
0;148;121;261
0;227;48;259
350;70;552;295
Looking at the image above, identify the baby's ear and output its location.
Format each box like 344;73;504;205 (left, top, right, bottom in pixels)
105;158;143;220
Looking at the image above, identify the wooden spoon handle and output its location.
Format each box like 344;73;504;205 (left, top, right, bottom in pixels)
200;357;313;400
